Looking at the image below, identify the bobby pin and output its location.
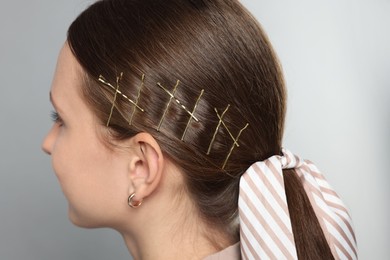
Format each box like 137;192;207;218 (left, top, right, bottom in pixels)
181;89;204;141
207;104;231;155
98;73;145;126
207;104;249;169
221;122;249;169
100;73;122;126
156;81;200;131
128;74;145;125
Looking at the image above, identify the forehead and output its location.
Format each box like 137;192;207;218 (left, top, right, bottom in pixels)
50;43;92;121
51;43;82;93
51;43;83;101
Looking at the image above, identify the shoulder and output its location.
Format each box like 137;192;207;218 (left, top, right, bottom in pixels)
203;242;241;260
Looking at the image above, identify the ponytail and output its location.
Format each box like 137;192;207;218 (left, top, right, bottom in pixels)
284;169;335;259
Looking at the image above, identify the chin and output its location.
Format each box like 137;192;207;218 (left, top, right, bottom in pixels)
67;207;104;229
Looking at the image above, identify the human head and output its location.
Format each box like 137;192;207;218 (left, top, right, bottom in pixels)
65;0;286;239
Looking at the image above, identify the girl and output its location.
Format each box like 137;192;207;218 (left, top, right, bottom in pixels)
43;0;356;259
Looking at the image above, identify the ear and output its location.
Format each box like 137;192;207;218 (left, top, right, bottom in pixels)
127;132;164;203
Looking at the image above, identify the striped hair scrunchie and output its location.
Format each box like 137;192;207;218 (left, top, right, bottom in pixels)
238;149;357;259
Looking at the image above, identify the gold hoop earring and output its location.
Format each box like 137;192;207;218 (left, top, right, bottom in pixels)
128;193;143;208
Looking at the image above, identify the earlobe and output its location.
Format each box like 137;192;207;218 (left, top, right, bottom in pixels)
128;133;164;203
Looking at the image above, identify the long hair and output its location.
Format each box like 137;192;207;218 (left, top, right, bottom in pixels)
67;0;334;258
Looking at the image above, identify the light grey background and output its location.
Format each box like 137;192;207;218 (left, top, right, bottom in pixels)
0;0;388;259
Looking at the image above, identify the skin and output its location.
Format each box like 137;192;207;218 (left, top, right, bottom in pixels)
42;43;229;259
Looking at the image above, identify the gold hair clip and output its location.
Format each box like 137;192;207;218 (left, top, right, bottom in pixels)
98;73;145;126
208;105;249;169
156;81;201;131
207;105;231;155
98;73;249;171
128;74;145;125
181;89;204;141
222;122;249;169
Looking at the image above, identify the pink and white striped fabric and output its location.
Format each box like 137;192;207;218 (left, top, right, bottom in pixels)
238;149;357;259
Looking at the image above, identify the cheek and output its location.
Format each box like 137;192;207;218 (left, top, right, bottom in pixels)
67;162;129;227
51;127;99;179
51;131;129;226
51;131;81;182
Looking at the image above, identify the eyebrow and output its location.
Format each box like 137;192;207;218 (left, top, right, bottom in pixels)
49;92;62;113
49;92;55;107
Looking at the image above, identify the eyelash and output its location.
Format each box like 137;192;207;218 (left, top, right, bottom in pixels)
51;111;63;125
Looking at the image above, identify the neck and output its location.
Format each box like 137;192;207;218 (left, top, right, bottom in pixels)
122;226;214;260
118;196;231;260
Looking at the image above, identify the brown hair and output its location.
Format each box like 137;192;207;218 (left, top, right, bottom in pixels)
67;0;334;258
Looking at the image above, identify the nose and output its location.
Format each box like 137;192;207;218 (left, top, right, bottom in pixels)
42;125;55;155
